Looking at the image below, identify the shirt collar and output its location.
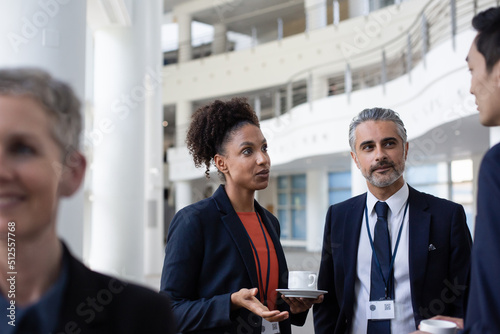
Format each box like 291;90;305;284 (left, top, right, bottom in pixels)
32;251;69;333
366;182;409;218
0;244;69;334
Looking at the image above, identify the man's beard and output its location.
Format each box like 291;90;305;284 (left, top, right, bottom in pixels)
364;160;405;188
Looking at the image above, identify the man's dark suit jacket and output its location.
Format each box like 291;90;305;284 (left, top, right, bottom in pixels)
54;243;176;333
313;185;472;334
160;185;307;334
463;143;500;334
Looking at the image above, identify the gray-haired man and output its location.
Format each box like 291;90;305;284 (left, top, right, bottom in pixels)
314;108;472;334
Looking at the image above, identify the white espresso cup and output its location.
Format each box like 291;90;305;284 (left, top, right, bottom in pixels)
419;319;458;334
288;271;317;290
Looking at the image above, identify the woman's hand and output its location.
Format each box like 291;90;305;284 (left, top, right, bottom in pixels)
231;288;289;322
281;294;324;314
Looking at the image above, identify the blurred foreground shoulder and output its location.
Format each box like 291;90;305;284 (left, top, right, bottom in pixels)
56;243;177;334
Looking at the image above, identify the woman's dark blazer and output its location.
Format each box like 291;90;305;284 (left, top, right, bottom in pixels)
160;185;307;333
55;243;176;333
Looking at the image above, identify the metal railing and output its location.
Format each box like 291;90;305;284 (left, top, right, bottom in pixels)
282;0;497;113
170;0;498;146
165;0;407;65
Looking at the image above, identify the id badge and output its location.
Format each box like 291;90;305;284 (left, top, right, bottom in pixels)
366;300;395;320
261;319;280;333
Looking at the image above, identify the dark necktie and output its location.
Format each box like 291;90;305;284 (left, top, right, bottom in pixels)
367;201;392;334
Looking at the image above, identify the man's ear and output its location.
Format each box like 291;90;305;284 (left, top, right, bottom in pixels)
494;61;500;88
404;142;409;160
59;151;86;197
214;154;228;174
350;151;360;169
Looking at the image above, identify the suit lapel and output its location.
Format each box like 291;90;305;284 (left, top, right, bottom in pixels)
213;186;260;289
57;244;110;332
343;194;366;315
407;186;431;309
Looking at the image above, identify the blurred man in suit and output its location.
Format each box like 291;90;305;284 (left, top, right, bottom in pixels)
412;6;500;334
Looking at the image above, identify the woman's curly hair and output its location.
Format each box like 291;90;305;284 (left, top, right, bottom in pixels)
186;97;260;178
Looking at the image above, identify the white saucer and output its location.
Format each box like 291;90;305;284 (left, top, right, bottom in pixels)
276;289;327;298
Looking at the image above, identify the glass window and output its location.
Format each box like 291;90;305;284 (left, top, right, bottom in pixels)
278;176;289;189
292;175;306;189
278;209;288;239
451;159;474;234
407;160;475;235
370;0;396;11
277;174;306;241
328;171;351;188
451;160;473;183
292;209;307;240
406;163;448;197
329;190;351;205
328;171;352;205
415;184;448;199
406;163;448;184
278;193;288;206
452;182;474;203
292;193;306;206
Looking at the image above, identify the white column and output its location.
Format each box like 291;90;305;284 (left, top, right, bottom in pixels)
306;170;329;252
471;154;482;238
349;0;370;18
212;23;227;55
90;0;162;282
274;91;281;117
254;96;262;120
176;12;192;63
305;0;327;31
333;0;340;25
0;0;86;258
351;158;367;196
490;127;500;147
251;26;258;48
143;0;165;282
176;100;192;146
175;180;192;211
311;74;330;101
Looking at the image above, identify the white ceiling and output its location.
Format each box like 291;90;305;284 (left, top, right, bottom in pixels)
270;114;489;174
164;0;184;13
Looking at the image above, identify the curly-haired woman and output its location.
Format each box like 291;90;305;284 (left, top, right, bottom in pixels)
160;98;322;333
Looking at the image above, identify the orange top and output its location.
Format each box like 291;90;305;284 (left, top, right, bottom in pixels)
238;212;279;311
